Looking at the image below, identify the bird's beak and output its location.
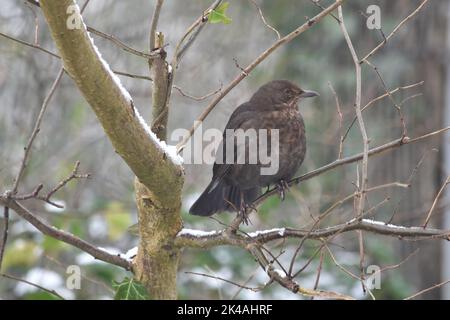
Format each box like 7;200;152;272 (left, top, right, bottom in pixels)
299;90;319;98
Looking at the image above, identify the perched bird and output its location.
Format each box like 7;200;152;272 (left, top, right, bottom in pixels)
189;80;318;218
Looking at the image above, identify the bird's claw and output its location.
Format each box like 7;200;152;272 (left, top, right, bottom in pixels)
276;180;290;201
238;203;256;225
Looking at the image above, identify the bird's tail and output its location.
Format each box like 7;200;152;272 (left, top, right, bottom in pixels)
189;180;260;216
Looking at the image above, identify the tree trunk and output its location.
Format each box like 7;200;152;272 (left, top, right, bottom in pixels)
133;29;183;299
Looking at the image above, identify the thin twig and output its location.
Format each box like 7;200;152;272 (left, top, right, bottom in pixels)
328;82;344;158
423;175;450;228
1;273;64;300
252;126;450;208
173;84;222;101
248;244;353;299
11;68;65;194
0;32;60;58
0;206;9;271
25;1;39;45
365;60;408;137
87;27;160;59
310;249;325;300
149;0;164;51
45;161;91;202
360;0;430;63
172;0;223;66
249;0;281;39
405;279;450;300
343;81;424;142
11;161;90;209
186;271;262;292
338;5;368;220
309;0;340;22
113;71;152;81
324;243;375;300
0;32;150;83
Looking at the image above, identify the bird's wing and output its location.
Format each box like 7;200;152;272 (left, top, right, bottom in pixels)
210;104;263;190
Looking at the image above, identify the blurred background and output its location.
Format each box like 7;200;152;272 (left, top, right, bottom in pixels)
0;0;449;299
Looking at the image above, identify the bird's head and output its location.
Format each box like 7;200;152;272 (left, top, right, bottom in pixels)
251;80;319;107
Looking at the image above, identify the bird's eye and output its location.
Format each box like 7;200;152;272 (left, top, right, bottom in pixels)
284;88;293;96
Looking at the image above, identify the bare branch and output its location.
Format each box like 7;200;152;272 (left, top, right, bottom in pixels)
11;68;64;194
405;279;450;300
10;162;90;209
0;206;9;271
1;32;152;83
113;71;152;81
1;273;64;300
87;27;160;59
0;31;60;58
365;60;408;137
423;175;450;228
253;126;450;207
185;271;262;292
343;81;424;142
324;243;375;299
338;5;368;220
149;0;164;52
328;82;344;158
247;244;353;299
45;161;91;202
248;0;281;39
173;84;222;101
360;0;430;63
172;0;223;66
176;217;450;250
0;196;132;270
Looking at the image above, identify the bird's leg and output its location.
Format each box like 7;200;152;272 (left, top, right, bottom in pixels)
239;190;252;225
276;179;290;201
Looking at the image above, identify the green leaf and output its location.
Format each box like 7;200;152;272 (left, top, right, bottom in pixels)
208;2;232;25
112;277;150;300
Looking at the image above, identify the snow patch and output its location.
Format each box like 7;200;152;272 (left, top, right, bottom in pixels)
77;8;183;167
120;247;138;261
135;110;184;166
45;200;65;213
362;219;407;229
78;9;133;104
273;268;287;278
248;228;286;238
177;228;221;237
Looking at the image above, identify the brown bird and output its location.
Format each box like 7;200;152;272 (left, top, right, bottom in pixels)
189;80;318;218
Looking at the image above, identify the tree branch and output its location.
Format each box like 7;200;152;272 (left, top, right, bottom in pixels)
0;196;131;270
39;0;183;204
175;218;450;249
338;5;367;219
253;126;450;206
149;0;164;52
11;68;64;194
0;206;9;271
